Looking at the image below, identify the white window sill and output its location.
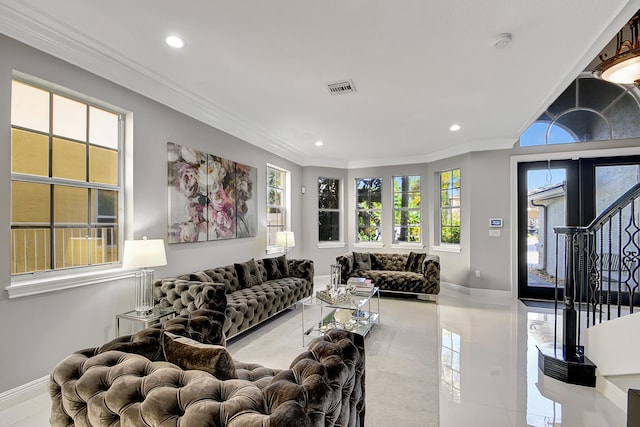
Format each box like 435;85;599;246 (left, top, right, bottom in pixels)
432;245;462;253
390;243;425;250
353;242;384;249
6;268;134;299
317;242;346;249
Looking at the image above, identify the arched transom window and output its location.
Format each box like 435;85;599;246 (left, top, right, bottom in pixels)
520;75;640;146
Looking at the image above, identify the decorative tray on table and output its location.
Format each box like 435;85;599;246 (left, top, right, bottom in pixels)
315;290;352;304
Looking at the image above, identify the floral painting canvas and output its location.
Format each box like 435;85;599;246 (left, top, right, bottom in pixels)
167;142;257;243
167;143;209;243
207;155;236;240
236;162;257;238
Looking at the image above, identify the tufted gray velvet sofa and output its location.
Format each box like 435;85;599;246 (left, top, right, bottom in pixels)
153;256;314;338
337;252;440;302
50;320;366;427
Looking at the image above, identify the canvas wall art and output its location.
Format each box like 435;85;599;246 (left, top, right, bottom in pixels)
167;142;257;244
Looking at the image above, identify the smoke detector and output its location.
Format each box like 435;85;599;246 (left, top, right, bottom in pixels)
327;80;356;95
494;33;512;49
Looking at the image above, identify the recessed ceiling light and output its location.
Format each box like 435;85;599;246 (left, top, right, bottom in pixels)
450;124;461;132
165;35;185;48
315;141;324;147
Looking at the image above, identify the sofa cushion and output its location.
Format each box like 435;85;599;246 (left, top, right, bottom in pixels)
204;265;241;293
353;252;372;271
264;255;290;280
405;251;426;273
235;258;264;288
189;271;214;282
162;331;237;380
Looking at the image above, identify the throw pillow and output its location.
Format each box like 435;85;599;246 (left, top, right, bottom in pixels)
264;255;290;280
234;258;264;288
405;251;426;273
353;252;372;271
162;331;237;380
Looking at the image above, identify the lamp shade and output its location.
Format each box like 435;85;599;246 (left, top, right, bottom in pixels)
122;238;167;269
275;231;295;248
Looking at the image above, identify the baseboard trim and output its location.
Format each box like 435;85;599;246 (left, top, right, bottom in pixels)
442;282;470;294
442;282;513;301
0;376;49;412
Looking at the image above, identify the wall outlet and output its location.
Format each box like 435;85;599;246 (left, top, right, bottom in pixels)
475;270;481;278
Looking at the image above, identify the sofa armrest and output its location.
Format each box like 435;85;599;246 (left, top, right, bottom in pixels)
266;329;365;426
422;254;441;285
287;258;314;284
336;253;354;284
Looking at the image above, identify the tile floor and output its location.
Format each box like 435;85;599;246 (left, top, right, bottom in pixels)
0;285;628;426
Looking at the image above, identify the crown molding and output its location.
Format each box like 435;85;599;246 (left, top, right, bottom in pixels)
0;1;305;165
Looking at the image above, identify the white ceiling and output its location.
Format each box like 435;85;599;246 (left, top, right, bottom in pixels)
1;0;639;168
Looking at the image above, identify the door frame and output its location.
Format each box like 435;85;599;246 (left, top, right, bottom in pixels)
509;147;640;301
517;160;580;301
516;154;640;301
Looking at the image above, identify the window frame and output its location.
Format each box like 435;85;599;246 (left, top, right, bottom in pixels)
355;177;383;244
8;74;127;295
438;168;461;248
317;177;343;246
266;164;291;253
392;175;422;244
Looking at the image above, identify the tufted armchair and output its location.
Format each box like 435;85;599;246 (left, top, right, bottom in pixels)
49;329;365;426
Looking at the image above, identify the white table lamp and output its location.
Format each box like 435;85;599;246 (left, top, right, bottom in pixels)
123;237;167;314
276;231;295;256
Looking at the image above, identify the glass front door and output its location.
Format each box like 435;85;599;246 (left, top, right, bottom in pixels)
518;156;640;301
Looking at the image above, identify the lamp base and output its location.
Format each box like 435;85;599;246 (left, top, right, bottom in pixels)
134;268;155;314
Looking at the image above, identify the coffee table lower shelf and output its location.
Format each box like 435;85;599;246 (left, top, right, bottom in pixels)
303;309;379;344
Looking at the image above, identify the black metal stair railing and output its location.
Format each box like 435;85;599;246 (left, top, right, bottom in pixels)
541;182;640;386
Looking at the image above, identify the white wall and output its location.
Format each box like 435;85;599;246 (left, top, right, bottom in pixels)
468;150;512;291
0;34;304;392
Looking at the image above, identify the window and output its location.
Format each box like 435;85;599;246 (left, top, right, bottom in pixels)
266;165;290;248
393;175;421;243
519;76;640;146
10;79;122;276
318;177;340;242
440;168;460;245
356;178;382;242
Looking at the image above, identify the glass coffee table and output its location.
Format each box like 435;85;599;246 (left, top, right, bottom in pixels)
301;286;380;345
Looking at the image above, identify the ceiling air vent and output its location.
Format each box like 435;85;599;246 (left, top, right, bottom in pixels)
327;80;356;95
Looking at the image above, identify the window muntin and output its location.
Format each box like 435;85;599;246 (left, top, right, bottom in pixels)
356;178;382;242
10;79;121;275
266;165;289;247
318;177;340;242
393;175;421;243
440;169;460;245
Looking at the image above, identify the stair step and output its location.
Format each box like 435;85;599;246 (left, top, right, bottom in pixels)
597;373;640;412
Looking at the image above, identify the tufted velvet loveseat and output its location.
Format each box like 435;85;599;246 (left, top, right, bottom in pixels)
153;256;314;338
337;252;440;302
49;314;366;427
